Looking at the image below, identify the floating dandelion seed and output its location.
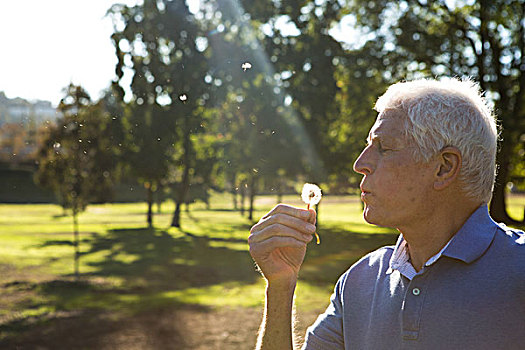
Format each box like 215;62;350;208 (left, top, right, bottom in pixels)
179;94;187;102
301;183;322;244
241;62;252;71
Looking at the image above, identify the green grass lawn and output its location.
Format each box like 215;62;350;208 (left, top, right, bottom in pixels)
0;192;523;345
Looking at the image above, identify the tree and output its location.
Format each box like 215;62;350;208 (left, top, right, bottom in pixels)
209;0;384;198
35;84;121;277
245;0;350;182
108;0;210;228
121;101;174;227
203;1;329;219
346;0;525;223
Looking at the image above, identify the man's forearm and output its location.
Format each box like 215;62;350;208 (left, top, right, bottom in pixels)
256;278;297;350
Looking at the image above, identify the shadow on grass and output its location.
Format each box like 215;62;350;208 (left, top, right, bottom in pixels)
83;227;258;290
0;298;199;350
0;226;259;348
1;218;398;349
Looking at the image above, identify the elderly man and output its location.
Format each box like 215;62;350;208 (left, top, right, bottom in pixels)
248;78;525;350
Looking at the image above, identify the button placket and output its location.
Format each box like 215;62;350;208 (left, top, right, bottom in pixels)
402;275;428;341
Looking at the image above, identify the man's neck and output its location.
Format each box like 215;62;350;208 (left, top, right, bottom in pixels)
399;201;482;272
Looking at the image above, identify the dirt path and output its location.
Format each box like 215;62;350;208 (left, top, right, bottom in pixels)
1;305;320;349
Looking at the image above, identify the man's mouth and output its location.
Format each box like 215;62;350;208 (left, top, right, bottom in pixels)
360;190;371;201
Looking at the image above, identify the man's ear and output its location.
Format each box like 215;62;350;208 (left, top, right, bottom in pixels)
434;146;462;190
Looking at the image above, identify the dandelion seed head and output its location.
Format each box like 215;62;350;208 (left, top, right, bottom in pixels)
301;183;322;206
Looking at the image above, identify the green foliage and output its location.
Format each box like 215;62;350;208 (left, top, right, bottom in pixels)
207;0;387;194
103;0;524;219
34;84;121;214
108;0;213;226
345;0;525;222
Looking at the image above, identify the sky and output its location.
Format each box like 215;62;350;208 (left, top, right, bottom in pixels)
0;0;356;107
0;0;139;106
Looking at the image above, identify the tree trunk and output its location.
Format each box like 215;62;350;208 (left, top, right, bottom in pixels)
73;212;79;279
479;5;520;225
171;177;190;227
156;185;162;214
248;176;257;221
489;136;519;224
146;182;153;227
171;118;192;228
172;201;182;227
240;183;246;216
230;172;238;210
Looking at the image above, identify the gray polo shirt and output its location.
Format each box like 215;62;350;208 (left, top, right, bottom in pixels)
303;205;525;349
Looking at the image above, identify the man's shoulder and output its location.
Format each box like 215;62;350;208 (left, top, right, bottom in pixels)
491;222;525;260
495;222;525;245
339;244;396;282
464;221;525;281
360;244;396;266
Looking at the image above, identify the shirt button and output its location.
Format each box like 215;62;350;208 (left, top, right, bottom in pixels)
412;288;421;296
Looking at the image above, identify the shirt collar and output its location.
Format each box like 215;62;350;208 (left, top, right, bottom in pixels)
389;235;411;270
442;204;498;263
388;234;452;280
387;204;497;277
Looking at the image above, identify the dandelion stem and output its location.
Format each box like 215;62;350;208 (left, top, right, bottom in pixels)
307;203;320;244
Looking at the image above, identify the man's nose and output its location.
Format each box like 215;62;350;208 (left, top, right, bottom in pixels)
353;146;373;175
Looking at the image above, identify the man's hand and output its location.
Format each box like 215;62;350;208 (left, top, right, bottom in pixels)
249;204;316;350
249;204;317;284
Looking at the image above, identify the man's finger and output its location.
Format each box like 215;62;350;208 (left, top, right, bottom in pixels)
249;236;307;256
254;213;316;236
249;223;314;245
261;204;311;221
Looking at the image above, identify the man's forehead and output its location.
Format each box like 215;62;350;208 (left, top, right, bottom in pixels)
368;110;405;139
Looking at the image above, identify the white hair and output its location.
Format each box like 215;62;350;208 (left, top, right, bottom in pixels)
374;77;499;203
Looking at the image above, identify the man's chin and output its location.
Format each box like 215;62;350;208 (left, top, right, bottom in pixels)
363;206;376;224
363;206;391;228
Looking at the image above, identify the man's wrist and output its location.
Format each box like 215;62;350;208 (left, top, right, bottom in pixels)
258;276;297;350
266;275;298;294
